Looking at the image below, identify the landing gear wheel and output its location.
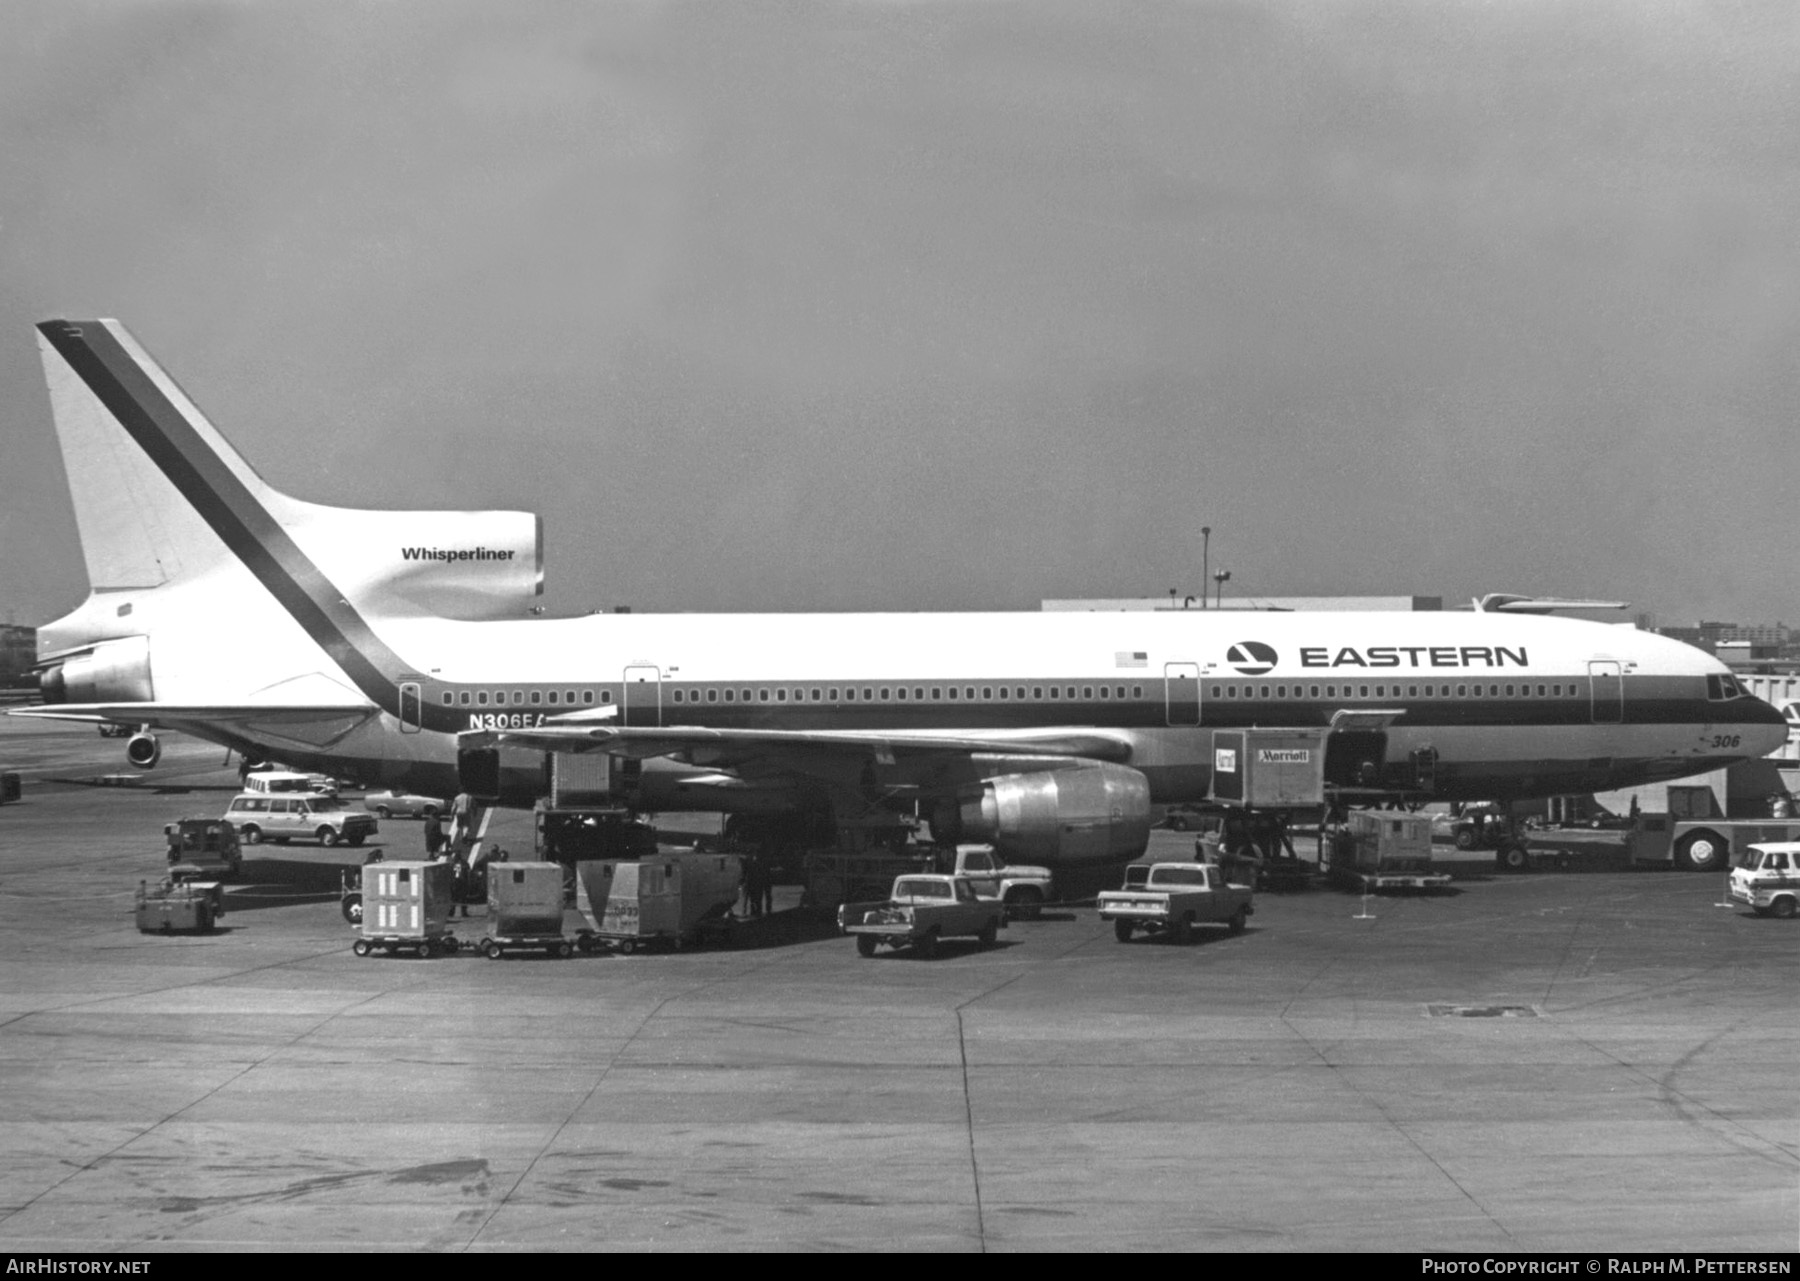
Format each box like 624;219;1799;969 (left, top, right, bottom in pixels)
352;939;371;957
856;934;878;958
1114;920;1134;943
341;893;363;924
1675;831;1727;873
1500;844;1529;872
484;940;503;959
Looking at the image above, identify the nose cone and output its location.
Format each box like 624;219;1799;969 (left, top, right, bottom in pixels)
1735;696;1790;760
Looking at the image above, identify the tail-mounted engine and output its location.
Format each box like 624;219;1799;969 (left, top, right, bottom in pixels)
37;635;154;704
930;762;1153;866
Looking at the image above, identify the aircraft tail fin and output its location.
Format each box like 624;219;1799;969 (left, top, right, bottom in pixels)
36;320;280;594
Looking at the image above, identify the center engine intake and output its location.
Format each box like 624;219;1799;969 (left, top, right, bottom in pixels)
930;762;1152;867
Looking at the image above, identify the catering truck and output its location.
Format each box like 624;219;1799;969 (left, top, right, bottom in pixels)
838;874;1006;958
1096;861;1254;943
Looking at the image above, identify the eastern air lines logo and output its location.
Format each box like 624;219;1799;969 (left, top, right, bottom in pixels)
1226;641;1278;676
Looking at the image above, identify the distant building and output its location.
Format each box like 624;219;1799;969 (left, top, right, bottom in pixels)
1658;620;1800;668
0;624;36;689
1042;596;1444;613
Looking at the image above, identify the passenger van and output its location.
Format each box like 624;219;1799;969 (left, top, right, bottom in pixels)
224;793;377;847
1729;842;1800;919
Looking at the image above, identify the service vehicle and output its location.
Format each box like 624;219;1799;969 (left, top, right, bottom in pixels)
362;789;449;819
164;816;243;880
1096;861;1253;943
1627;778;1800;874
1728;842;1800;918
838;874;1006;958
241;769;339;798
941;845;1054;919
225;792;378;847
1433;803;1532;869
136;876;225;933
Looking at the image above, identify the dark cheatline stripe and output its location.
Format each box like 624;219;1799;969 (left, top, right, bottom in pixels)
37;320;429;723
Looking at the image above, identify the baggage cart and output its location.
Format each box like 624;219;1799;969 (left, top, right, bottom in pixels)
1331;811;1449;892
353;860;460;957
136;878;224;933
578;852;741;952
477;861;582;958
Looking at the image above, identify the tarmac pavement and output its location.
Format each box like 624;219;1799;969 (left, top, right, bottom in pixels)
0;723;1794;1252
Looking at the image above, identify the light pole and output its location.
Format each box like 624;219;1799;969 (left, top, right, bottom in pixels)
1213;569;1231;610
1201;527;1211;610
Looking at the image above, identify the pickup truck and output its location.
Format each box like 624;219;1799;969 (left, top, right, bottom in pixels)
1097;861;1254;944
838;874;1006;958
945;845;1054;919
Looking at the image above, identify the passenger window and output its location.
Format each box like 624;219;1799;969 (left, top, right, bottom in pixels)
585;691;597;704
880;688;891;701
1457;684;1468;697
1033;687;1044;699
1768;852;1788;870
513;690;524;705
1046;687;1057;700
477;691;488;706
1310;685;1321;698
1132;686;1142;698
775;689;785;702
931;688;942;700
441;691;453;705
459;692;471;706
829;688;840;701
914;688;923;700
813;689;822;701
1375;686;1384;698
999;687;1010;700
947;687;957;701
709;689;719;703
1259;685;1270;699
565;690;576;703
672;690;683;704
724;689;736;702
985;687;994;700
530;690;541;705
865;688;874;701
1358;685;1369;698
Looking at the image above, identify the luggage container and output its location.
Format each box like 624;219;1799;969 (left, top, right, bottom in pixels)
354;860;459;957
1330;811;1448;892
578;851;742;953
136;878;224;933
478;861;581;959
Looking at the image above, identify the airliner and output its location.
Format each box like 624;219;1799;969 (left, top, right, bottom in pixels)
15;319;1786;871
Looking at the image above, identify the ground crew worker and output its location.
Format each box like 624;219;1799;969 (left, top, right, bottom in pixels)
423;813;445;857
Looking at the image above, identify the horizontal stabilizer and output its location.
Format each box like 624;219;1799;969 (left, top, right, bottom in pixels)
10;702;378;752
1470;594;1630;614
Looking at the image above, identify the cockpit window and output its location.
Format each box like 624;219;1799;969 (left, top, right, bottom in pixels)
1706;675;1745;701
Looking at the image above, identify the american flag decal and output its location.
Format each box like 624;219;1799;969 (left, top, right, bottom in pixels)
1114;651;1148;668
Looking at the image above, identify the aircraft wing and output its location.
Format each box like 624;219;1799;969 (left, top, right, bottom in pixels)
462;723;1136;770
9;703;379;751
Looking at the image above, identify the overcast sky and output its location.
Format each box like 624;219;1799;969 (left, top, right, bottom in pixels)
2;1;1795;629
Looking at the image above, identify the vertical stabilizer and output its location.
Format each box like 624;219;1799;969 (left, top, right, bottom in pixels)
36;320;275;593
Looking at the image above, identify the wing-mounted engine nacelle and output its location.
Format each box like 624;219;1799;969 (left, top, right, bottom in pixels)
36;635;154;704
288;508;543;621
930;762;1153;867
125;731;161;770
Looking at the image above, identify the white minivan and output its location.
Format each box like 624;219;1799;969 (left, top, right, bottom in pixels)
1729;842;1800;919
